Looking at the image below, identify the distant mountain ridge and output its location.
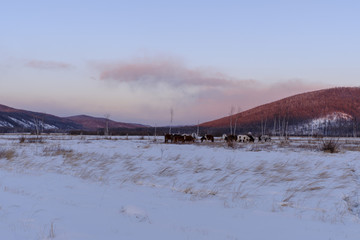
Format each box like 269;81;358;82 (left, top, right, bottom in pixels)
0;104;146;132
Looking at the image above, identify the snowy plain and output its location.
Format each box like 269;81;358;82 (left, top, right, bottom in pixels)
0;134;360;239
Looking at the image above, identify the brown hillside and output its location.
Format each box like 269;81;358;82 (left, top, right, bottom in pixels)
200;87;360;128
0;104;146;131
0;104;21;113
65;115;146;130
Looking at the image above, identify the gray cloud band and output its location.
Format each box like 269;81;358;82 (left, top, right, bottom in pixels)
26;60;72;70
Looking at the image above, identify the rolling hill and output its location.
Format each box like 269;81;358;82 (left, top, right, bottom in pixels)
200;87;360;135
0;104;82;131
65;115;146;129
0;104;146;132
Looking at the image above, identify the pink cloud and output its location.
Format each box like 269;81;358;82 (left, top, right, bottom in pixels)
26;60;73;70
97;57;236;87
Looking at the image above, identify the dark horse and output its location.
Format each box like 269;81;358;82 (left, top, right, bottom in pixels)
165;134;194;143
164;133;173;143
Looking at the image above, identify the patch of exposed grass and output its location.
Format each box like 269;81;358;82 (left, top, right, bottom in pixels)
48;221;56;239
0;148;16;160
343;194;360;217
19;137;45;144
43;145;74;157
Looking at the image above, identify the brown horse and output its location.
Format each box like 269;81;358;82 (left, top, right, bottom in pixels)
172;134;185;143
223;134;237;142
183;135;195;143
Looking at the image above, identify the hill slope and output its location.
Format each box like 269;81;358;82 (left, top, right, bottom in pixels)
0;104;146;132
0;104;82;131
65;115;146;129
200;87;360;131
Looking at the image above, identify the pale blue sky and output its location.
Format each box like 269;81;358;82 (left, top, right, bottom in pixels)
1;1;359;125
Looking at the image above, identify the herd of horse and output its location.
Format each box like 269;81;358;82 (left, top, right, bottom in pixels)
164;133;271;144
164;133;214;143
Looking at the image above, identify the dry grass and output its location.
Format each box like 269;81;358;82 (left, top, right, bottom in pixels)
296;143;318;151
48;222;56;239
157;166;177;177
142;144;151;149
231;183;250;201
342;145;360;152
0;148;16;160
43;145;74;158
343;194;360;217
184;187;194;194
277;140;290;148
19;136;45;144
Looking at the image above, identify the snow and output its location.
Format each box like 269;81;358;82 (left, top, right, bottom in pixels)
0;134;360;239
292;112;354;135
310;112;353;127
0;121;14;127
7;117;59;130
8;117;35;128
42;124;58;130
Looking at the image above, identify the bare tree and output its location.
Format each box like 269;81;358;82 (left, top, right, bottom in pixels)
277;105;289;140
104;113;110;137
352;117;357;137
260;113;267;135
233;107;241;136
273;116;277;136
169;108;174;134
154;123;157;141
229;106;235;135
196;120;200;136
32;115;43;137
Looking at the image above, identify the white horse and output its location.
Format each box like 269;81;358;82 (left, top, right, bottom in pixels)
237;135;250;142
191;133;202;141
237;134;255;143
258;135;271;142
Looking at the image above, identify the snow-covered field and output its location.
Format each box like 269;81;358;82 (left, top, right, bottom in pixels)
0;134;360;239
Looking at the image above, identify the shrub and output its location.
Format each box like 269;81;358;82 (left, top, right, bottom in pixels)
320;138;340;153
19;136;26;143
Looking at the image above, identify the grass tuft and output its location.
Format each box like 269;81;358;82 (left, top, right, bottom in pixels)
0;148;16;160
19;136;45;144
48;222;55;239
43;145;74;157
